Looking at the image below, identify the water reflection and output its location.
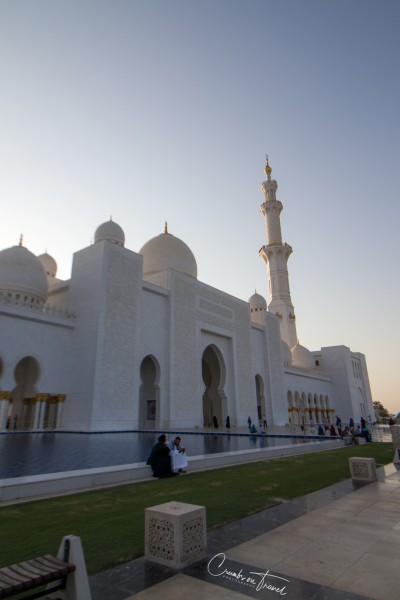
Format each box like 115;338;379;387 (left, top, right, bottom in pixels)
0;431;326;479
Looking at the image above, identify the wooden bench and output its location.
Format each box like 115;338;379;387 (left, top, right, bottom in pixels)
0;554;75;599
0;536;91;600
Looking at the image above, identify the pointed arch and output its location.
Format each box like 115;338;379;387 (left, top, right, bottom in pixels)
255;374;265;422
12;355;41;429
202;344;226;428
139;355;161;429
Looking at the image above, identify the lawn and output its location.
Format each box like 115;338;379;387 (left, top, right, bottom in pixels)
0;443;394;574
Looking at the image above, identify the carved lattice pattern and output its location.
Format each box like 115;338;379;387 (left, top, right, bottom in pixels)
147;517;174;561
352;462;370;479
182;516;204;560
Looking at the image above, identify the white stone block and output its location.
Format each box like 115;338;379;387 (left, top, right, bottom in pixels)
55;535;92;600
145;501;207;569
348;457;377;482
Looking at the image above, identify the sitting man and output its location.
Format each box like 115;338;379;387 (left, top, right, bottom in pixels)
169;436;188;473
146;434;178;478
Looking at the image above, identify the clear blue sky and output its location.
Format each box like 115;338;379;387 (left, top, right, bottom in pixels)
1;1;399;413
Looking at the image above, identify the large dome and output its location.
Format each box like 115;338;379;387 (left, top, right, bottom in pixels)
139;227;197;279
0;245;48;306
94;219;125;246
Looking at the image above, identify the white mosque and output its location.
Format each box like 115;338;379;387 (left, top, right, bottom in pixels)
0;160;374;432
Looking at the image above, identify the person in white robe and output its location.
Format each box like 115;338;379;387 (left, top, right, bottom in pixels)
169;436;188;473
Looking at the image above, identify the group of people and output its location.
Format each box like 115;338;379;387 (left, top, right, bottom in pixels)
316;416;372;443
247;416;268;434
146;434;189;478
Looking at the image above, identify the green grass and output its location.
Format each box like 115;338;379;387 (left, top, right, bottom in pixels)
0;443;393;574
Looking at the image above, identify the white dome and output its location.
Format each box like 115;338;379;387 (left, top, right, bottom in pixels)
0;245;48;305
248;291;267;312
139;229;197;279
281;340;292;365
94;219;125;246
38;252;57;279
291;342;314;368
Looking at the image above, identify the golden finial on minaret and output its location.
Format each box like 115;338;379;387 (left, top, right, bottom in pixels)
264;154;272;180
164;221;169;234
19;234;23;247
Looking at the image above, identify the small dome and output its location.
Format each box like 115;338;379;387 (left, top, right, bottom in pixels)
291;342;314;369
249;291;267;312
94;219;125;246
38;252;57;279
281;340;292;365
0;245;48;305
139;226;197;279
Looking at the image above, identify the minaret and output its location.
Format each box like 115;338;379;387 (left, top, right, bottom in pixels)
259;157;297;349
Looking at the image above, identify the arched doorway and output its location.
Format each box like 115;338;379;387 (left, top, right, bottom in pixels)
13;356;40;430
202;345;226;428
139;355;160;429
255;374;265;423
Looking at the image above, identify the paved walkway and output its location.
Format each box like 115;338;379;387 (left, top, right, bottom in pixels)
90;464;400;600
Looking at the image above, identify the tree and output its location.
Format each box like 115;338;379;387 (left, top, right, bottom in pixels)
373;401;390;418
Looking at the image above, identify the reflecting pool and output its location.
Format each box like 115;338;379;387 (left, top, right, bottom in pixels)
0;431;327;479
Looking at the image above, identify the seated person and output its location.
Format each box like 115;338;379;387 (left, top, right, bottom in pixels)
146;434;178;478
169;436;188;473
362;425;372;442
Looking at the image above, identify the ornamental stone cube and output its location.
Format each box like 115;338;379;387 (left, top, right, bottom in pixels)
145;501;207;569
348;457;377;482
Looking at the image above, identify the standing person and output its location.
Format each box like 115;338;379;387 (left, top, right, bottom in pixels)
169;436;188;473
263;416;268;430
336;416;342;436
361;417;366;430
213;415;219;429
247;416;252;429
225;415;231;430
146;434;177;478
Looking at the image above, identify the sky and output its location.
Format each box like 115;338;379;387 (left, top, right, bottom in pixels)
0;0;399;413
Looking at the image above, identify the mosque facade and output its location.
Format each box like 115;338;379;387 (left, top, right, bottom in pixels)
0;161;374;432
